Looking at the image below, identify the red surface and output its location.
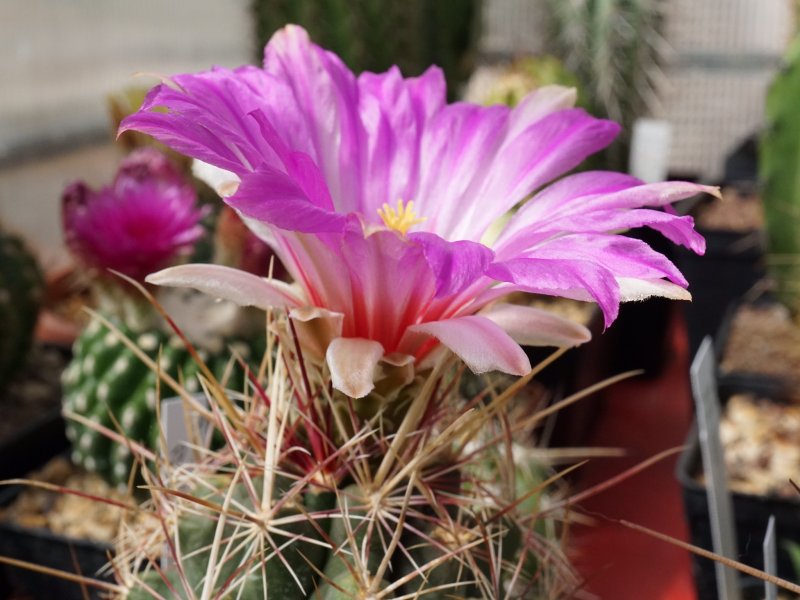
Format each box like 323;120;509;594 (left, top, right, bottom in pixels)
569;309;697;600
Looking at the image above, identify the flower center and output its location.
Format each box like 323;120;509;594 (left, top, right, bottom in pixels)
377;200;426;235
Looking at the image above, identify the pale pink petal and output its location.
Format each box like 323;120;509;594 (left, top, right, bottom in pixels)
326;337;385;398
145;264;302;310
192;160;240;196
617;277;692;302
481;303;591;347
408;315;531;376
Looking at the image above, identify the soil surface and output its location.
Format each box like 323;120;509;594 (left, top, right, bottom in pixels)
0;343;69;443
717;393;800;498
719;303;800;388
695;186;764;232
0;455;128;543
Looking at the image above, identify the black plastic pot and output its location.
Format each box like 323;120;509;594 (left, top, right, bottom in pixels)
0;413;113;600
677;380;800;600
675;193;767;360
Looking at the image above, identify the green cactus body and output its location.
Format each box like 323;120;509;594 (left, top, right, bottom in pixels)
252;0;480;97
0;227;44;389
317;484;389;599
761;36;800;312
123;467;564;599
62;318;264;486
127;475;331;599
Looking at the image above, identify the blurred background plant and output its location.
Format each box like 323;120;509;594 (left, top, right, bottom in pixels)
544;0;663;172
0;224;43;390
760;33;800;314
252;0;481;96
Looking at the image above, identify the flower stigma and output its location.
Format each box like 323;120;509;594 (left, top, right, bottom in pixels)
377;199;427;235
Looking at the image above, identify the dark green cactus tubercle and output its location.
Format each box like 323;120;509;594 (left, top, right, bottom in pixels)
0;228;44;389
62;318;263;487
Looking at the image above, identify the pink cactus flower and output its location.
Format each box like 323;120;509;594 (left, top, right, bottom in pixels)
62;148;206;283
121;26;714;398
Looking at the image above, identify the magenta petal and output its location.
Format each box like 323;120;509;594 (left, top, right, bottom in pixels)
120;66;280;175
263;25;365;212
245;108;340;213
500;173;713;253
569;209;705;254
229;166;347;233
357;66;445;216
498;171;640;244
419;108;621;240
409;315;531;376
415;103;511;237
597;180;720;210
506;85;577;137
488;257;621;327
474;111;621;231
409;232;494;297
526;234;689;287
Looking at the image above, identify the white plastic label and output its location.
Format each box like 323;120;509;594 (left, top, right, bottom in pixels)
160;394;211;465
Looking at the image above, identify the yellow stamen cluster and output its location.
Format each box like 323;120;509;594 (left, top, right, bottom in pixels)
377;200;426;235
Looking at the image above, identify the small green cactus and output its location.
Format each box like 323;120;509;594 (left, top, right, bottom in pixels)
0;226;44;389
761;35;800;312
252;0;481;96
62;317;264;487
